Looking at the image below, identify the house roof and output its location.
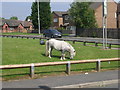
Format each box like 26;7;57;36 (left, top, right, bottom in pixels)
1;19;33;27
53;11;68;17
90;1;117;10
90;2;102;10
52;1;118;18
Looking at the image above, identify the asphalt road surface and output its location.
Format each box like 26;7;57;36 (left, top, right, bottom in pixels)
63;36;119;44
2;70;119;89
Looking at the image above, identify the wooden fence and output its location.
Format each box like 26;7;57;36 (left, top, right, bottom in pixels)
1;35;119;49
0;58;119;78
76;28;120;39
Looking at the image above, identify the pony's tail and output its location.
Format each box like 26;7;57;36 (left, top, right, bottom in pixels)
45;40;49;56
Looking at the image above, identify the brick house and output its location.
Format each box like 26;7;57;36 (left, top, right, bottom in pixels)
90;1;117;28
52;11;76;31
1;19;34;33
52;11;68;29
117;2;120;28
52;1;118;30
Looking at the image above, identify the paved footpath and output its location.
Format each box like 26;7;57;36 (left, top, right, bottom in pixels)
2;70;119;89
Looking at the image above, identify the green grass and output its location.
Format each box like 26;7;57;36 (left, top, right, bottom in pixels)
1;37;119;80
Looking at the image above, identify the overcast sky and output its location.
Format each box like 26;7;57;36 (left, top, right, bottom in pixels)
1;0;120;21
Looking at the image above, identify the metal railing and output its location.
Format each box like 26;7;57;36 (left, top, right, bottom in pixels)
0;58;119;78
1;35;119;49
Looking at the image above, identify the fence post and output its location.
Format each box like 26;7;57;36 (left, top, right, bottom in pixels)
33;37;35;39
83;41;86;46
95;43;98;47
73;40;76;44
96;59;101;72
30;63;35;78
66;61;71;75
108;44;111;49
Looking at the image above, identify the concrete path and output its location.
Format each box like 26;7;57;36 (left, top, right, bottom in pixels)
2;70;119;89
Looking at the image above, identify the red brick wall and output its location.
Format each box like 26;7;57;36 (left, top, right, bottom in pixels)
95;2;117;28
95;1;117;28
2;23;10;33
52;13;60;29
2;23;33;33
17;24;24;32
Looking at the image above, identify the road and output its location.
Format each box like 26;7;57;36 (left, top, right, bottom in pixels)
2;70;119;89
63;36;119;44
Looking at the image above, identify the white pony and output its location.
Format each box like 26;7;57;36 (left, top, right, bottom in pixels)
45;39;76;60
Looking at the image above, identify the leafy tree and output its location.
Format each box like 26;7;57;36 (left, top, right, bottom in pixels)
69;2;97;29
25;16;31;21
10;16;18;20
0;17;5;19
31;1;51;30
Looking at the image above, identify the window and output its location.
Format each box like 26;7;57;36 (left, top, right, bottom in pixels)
5;26;7;29
10;28;14;30
53;18;58;22
70;26;76;31
115;13;117;18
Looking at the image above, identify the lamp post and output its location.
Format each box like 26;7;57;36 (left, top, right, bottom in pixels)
103;0;107;49
37;0;41;34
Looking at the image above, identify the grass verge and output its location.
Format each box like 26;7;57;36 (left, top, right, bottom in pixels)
1;37;119;80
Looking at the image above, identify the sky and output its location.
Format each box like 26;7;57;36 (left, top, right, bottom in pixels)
1;0;120;21
2;2;73;20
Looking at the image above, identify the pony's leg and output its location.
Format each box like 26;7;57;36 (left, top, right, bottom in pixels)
46;50;49;56
61;54;66;60
48;47;52;58
61;51;66;60
45;41;49;56
60;57;63;60
60;51;63;60
50;47;53;57
63;54;66;60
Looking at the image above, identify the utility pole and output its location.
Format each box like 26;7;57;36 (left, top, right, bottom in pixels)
103;0;107;49
37;0;41;34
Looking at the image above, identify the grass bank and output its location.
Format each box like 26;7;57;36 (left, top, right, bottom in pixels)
1;37;119;80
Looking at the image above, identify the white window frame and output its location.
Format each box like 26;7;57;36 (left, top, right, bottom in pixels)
53;18;58;22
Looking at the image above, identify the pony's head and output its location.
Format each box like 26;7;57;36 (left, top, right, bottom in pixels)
69;46;76;59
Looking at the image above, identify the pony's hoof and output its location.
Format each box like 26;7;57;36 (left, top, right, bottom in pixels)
49;56;51;58
60;58;63;60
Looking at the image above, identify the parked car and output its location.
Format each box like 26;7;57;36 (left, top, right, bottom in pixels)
43;29;62;38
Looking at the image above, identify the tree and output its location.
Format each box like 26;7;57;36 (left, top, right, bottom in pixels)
0;17;5;19
31;1;51;30
10;16;18;20
69;2;97;29
25;16;31;21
